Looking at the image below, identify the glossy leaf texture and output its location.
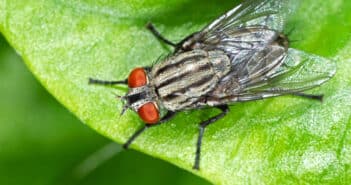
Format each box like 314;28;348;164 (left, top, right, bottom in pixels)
1;0;351;184
0;35;211;185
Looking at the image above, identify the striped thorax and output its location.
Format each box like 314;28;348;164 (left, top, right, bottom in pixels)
151;50;231;111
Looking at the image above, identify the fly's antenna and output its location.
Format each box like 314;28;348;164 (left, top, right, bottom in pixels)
111;92;123;99
88;78;128;86
110;92;129;123
120;104;129;116
113;92;129;116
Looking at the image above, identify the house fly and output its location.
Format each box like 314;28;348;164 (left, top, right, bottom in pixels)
89;0;336;170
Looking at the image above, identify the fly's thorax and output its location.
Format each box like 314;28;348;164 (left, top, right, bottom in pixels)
150;49;231;111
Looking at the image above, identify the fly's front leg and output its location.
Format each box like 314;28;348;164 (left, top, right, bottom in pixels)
123;111;177;149
88;78;127;86
146;22;177;47
193;105;229;170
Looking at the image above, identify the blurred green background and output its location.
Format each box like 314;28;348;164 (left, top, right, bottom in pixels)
0;34;210;185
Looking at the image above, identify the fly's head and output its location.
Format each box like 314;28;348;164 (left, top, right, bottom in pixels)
119;67;165;124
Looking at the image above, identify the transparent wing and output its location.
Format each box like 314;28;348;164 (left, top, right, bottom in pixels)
208;43;287;97
246;48;336;94
202;0;291;35
188;0;292;73
180;0;292;54
203;27;283;56
206;49;336;105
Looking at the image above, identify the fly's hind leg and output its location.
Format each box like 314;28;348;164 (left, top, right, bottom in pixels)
146;22;177;47
291;92;324;102
193;105;229;170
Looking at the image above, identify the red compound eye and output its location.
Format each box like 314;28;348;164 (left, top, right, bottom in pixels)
138;102;160;124
128;68;147;88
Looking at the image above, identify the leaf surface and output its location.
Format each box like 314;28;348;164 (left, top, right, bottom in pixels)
1;0;351;184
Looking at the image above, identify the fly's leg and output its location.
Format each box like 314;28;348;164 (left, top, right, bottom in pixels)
291;92;323;102
193;105;229;170
88;78;127;85
146;22;177;47
123;111;177;149
146;22;202;52
123;126;148;149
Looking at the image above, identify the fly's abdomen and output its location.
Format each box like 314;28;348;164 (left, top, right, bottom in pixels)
151;50;231;111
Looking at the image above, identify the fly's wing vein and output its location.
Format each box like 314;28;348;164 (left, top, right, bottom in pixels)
208;44;287;97
179;0;291;53
246;48;336;94
183;0;292;80
207;49;336;104
202;0;291;36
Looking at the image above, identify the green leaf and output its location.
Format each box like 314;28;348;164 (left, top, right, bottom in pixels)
1;0;350;184
0;35;210;185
